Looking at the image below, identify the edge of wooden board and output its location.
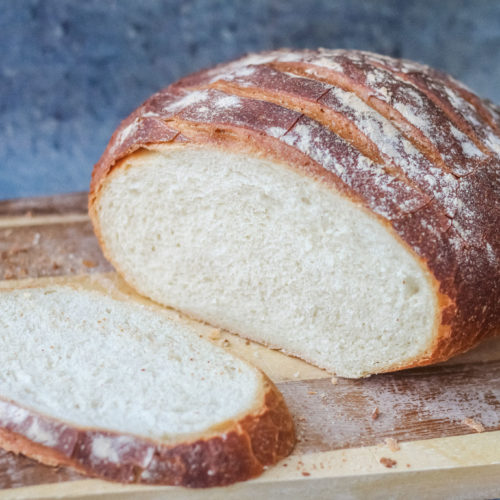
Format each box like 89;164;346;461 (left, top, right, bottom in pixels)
1;430;499;500
0;214;90;228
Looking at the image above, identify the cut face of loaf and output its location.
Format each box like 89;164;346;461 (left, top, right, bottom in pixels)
96;147;437;378
90;49;500;379
0;285;294;486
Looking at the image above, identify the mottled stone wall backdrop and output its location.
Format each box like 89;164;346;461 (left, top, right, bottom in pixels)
1;0;500;199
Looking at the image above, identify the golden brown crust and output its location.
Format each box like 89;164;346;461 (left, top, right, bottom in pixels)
89;48;500;375
0;377;294;487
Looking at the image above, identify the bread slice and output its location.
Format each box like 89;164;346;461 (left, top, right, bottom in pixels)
0;284;294;487
89;49;500;378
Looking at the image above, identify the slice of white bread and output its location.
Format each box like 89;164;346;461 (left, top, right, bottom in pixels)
90;49;500;378
0;284;294;487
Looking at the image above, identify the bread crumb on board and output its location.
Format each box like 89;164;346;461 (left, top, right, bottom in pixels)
462;417;485;433
330;376;338;385
207;328;221;341
371;407;380;420
379;457;397;468
6;245;30;256
3;269;14;280
384;437;400;452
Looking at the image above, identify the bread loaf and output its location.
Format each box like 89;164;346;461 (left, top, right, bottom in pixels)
90;49;500;378
0;284;294;486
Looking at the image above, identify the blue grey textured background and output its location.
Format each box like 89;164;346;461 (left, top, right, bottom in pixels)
1;0;500;199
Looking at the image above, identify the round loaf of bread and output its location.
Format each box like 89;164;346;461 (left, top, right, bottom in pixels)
90;49;500;378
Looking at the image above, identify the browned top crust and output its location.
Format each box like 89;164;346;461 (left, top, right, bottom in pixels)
90;49;500;370
0;377;294;487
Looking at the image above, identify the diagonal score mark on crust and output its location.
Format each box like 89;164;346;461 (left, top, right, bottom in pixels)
372;64;499;155
267;61;449;172
332;49;500;158
268;60;488;179
386;53;500;137
176;63;394;168
438;74;500;136
361;54;500;156
208;76;387;165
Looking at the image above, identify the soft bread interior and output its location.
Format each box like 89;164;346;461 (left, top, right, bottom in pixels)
96;146;437;378
0;286;262;438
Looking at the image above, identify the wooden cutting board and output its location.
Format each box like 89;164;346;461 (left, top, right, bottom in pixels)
0;192;499;500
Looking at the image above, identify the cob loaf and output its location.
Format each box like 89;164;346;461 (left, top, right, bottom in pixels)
90;49;500;378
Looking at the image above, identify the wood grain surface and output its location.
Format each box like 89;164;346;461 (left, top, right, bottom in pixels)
0;192;499;499
286;362;500;454
0;222;111;281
